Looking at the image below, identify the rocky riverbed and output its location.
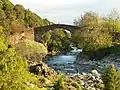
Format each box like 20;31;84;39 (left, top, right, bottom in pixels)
75;53;120;73
45;50;120;90
71;70;104;90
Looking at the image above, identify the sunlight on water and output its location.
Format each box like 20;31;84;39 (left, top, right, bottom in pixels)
47;55;76;64
47;49;82;65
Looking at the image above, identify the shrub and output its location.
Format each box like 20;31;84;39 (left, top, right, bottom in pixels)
54;78;64;90
54;76;82;90
0;26;8;51
0;26;44;90
103;65;120;90
15;39;48;62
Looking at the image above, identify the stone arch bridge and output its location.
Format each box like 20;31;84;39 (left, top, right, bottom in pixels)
34;24;84;42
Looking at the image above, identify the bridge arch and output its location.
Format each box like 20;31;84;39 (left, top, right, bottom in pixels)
34;24;84;42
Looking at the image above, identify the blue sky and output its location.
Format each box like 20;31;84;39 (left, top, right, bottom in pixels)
11;0;120;24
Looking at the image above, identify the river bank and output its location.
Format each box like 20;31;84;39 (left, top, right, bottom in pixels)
44;49;120;90
70;70;104;90
45;50;105;90
75;53;120;72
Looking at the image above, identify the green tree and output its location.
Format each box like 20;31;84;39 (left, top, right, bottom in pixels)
105;9;120;42
43;18;53;25
0;26;8;51
41;31;52;47
0;0;3;9
14;4;25;20
54;78;64;90
0;26;43;90
0;9;6;26
106;9;120;32
2;0;15;21
72;11;112;53
43;29;71;53
0;26;26;89
24;10;44;27
103;65;120;90
115;70;120;90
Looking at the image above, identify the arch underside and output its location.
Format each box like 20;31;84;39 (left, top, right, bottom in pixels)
34;24;84;42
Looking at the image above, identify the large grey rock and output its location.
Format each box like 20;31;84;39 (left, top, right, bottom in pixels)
91;70;100;77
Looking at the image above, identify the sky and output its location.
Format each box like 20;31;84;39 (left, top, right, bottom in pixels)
11;0;120;24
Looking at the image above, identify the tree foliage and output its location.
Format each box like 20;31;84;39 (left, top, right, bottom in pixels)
54;76;82;90
104;9;120;42
73;11;113;53
0;9;6;26
16;39;48;63
72;10;120;54
0;26;8;51
41;29;71;53
0;0;83;90
0;0;52;30
103;65;120;90
0;25;41;90
14;4;25;20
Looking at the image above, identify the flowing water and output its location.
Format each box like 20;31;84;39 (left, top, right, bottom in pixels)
46;47;120;76
46;49;96;75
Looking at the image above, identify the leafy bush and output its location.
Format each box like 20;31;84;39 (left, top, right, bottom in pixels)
41;29;71;53
72;11;120;54
0;0;52;30
54;75;82;90
103;65;120;90
54;78;64;90
86;44;120;60
0;25;46;90
15;39;48;62
0;41;39;89
0;26;8;51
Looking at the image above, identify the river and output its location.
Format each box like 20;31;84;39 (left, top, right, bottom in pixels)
45;49;97;76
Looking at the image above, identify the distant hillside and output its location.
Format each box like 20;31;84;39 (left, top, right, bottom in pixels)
0;0;54;44
0;0;52;31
